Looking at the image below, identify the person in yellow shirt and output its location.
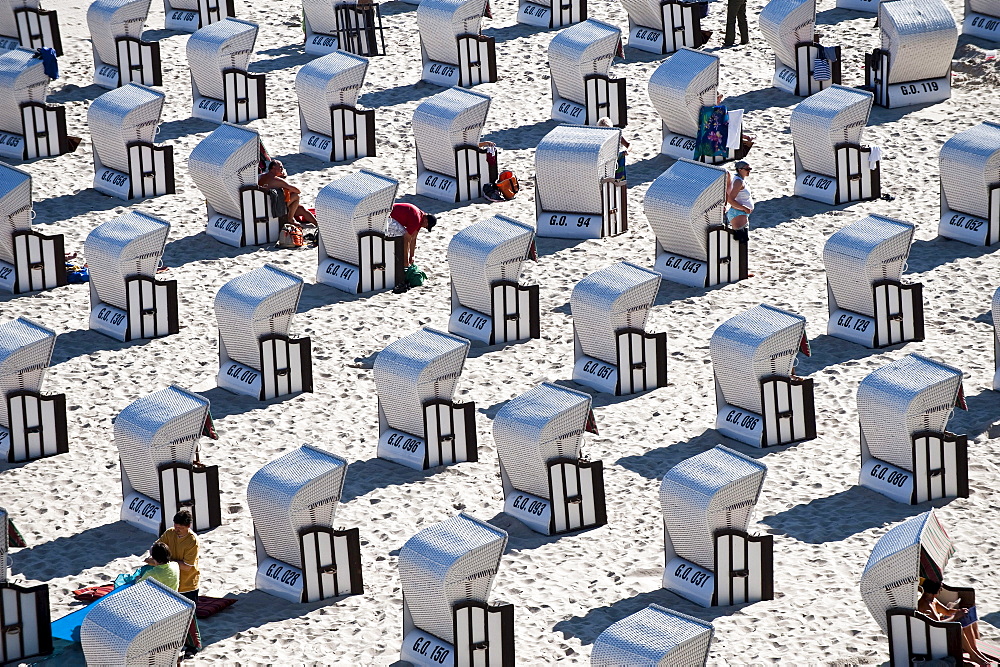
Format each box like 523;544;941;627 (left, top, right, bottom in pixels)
158;509;202;656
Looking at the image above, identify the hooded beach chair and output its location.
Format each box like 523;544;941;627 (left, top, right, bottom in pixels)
493;382;605;535
865;0;957;108
0;162;65;293
188;123;279;247
548;20;626;127
187;18;265;123
315;169;403;294
964;0;1000;40
447;215;538;345
81;579;195;666
247;445;363;603
214;264;313;400
823;215;923;348
646;159;746;287
711;304;816;448
791;85;880;205
88;84;174;200
373;327;476;470
591;605;714;666
399;513;514;667
938;121;1000;245
759;0;841;96
85;211;177;341
0;507;52;664
857;354;968;504
115;385;221;535
860;510;999;666
518;0;584;29
0;48;69;160
660;445;772;607
534;124;626;238
87;0;161;89
417;0;496;87
619;0;706;53
571;262;666;395
413;87;496;202
296;51;376;163
163;0;234;32
303;0;387;56
0;317;66;463
0;0;60;53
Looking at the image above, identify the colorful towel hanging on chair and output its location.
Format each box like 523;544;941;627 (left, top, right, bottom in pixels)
694;105;729;161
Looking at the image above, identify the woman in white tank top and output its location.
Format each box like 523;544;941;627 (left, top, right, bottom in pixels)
726;161;754;238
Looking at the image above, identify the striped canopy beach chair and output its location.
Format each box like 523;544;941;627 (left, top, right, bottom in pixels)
447;214;538;345
87;0;160;89
711;304;815;448
315;169;402;294
296;51;375;163
660;445;772;607
373;327;477;470
163;0;234;32
938;121;1000;245
0;162;64;293
964;0;1000;40
857;354;968;504
647;159;745;287
187;18;265;123
399;513;514;667
620;0;707;53
417;0;495;87
759;0;840;95
0;317;66;463
0;0;60;53
535;124;626;239
571;261;666;395
188;123;278;247
548;19;626;127
823;214;923;348
88;84;174;200
865;0;957;108
214;264;313;400
115;385;221;535
0;48;69;160
303;0;387;56
493;382;605;535
0;506;52;664
247;445;363;603
791;85;880;205
591;605;714;666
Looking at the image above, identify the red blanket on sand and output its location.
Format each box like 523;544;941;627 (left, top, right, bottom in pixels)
72;585;236;618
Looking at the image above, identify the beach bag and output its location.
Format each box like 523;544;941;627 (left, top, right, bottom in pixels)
495;171;519;200
404;264;427;287
278;224;304;248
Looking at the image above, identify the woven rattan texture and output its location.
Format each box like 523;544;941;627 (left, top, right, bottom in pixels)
0;1;43;39
447;215;534;315
0;317;54;427
316;169;398;266
880;0;957;84
302;0;340;35
591;604;714;666
188;123;261;220
969;0;1000;14
619;0;664;33
413;87;491;177
644;159;727;262
85;210;169;311
759;0;815;69
648;48;720;140
89;83;165;174
791;85;873;177
0;48;48;135
939;121;1000;220
0;162;32;265
535;124;621;214
548;19;621;105
296;51;368;138
187;18;259;101
417;0;487;64
87;0;151;65
572;262;660;364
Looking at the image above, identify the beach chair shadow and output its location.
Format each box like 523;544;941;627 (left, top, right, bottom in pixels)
8;522;152;581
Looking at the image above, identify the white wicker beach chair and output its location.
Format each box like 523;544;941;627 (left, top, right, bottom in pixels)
0;48;69;160
188;123;278;247
571;262;666;395
824;214;923;348
0;508;52;662
115;386;221;535
417;0;496;87
296;52;375;163
857;354;967;504
790;85;880;205
591;604;714;666
373;327;476;470
87;0;161;89
447;215;538;345
548;20;626;127
315;169;402;294
85;211;177;342
866;0;957;108
303;0;387;56
619;0;706;53
964;0;1000;39
163;0;234;31
660;445;772;607
646;159;746;287
187;18;265;123
0;317;65;463
0;0;60;53
214;264;313;400
938;121;1000;245
859;510;997;666
0;162;65;294
81;579;195;666
711;304;815;448
517;0;583;29
413;87;496;202
88;84;174;200
759;0;841;95
247;445;363;603
493;382;605;535
535;124;626;239
399;513;513;667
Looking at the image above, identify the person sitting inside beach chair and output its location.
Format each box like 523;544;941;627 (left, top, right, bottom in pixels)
592;605;715;666
296;51;376;163
87;0;162;89
417;0;496;87
548;19;627;127
0;0;61;53
759;0;841;96
258;159;318;228
187;18;265;123
938;121;1000;246
0;47;71;160
0;162;66;293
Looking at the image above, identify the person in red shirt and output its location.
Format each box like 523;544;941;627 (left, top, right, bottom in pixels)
388;202;437;267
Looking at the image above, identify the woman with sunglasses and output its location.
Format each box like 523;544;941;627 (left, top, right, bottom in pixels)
726;160;754;243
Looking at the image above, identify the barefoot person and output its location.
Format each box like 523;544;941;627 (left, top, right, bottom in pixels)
258;160;318;227
726;160;754;242
387;202;437;268
159;509;202;656
917;581;992;666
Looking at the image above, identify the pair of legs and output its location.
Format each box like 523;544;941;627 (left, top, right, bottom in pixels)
285;192;317;227
180;589;202;653
724;0;749;45
959;607;992;666
402;229;420;266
